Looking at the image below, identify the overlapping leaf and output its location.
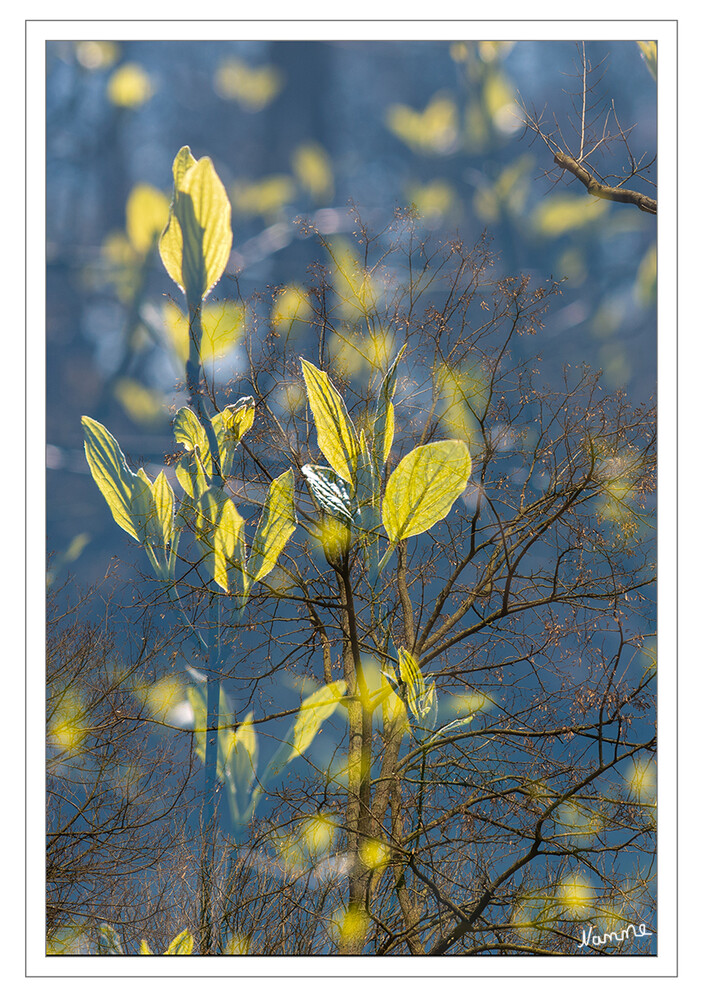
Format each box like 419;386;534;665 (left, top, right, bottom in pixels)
193;485;244;592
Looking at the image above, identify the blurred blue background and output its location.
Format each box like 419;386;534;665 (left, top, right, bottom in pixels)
45;38;657;585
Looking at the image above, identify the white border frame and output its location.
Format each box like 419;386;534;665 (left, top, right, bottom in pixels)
26;16;677;982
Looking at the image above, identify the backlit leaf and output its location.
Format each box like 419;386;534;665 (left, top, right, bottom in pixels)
246;468;297;586
382;439;472;543
165;929;194;955
174;407;210;461
159;146;233;303
194;486;245;592
372;344;406;478
288;681;346;762
81;416;139;540
212;396;255;476
300;358;359;483
175;448;208;500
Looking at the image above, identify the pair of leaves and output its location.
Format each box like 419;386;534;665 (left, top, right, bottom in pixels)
139;929;194;956
99;921;194;956
173;397;255;486
159;146;233;304
184;469;296;598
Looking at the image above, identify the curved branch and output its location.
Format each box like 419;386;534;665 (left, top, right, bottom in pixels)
553;150;657;215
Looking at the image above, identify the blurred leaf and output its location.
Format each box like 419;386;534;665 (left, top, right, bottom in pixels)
386;94;458;154
292;142;334;201
160;146;233;303
224;711;258;815
163;300;245;365
635;242;657;306
382;439;472;544
215;57;283;111
533;193;609;236
139;939;153;955
231;175;295;219
301;358;359;483
271;285;312;334
477;41;516;62
75;40;120;70
288;681;346;762
473;155;533;223
637;41;657;80
107;63;153;107
483;69;516;128
406;179;456;223
126;183;170;254
114;378;165;425
246;468;297;587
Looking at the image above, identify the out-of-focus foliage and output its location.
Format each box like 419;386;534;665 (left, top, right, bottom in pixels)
163;300;246;364
231;175;296;220
107;62;154;107
637;41;657;80
386;93;459;154
532;193;610;236
214;57;283;111
292;142;334;202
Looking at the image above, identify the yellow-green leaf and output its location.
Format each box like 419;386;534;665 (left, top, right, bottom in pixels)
81;416;139;540
165;929;194;955
398;647;423;706
159;146;233;303
194;486;244;592
131;468;158;547
637;41;657;80
288;681;346;762
139;939;153;955
174;407;210;465
301;358;359;483
126;183;170;254
175;448;208;500
212;396;255;476
246;468;296;586
152;470;175;549
382;439;472;543
372;344;406;477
